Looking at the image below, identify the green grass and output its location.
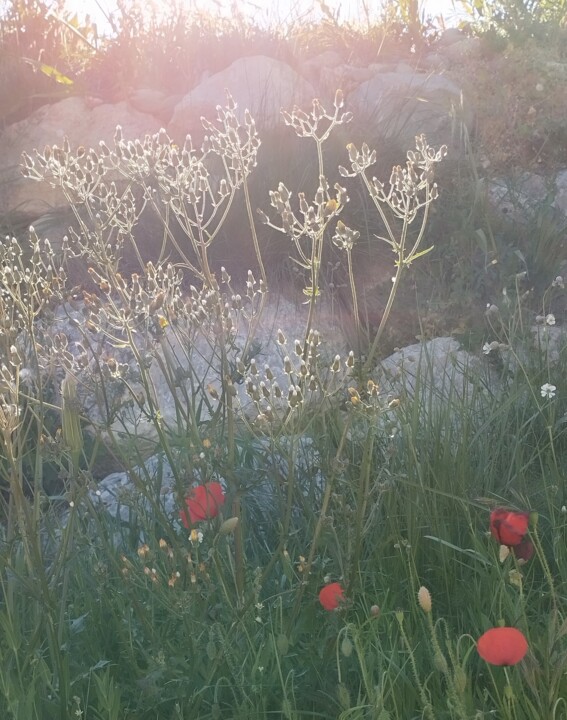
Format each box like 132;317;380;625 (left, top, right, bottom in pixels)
2;331;567;719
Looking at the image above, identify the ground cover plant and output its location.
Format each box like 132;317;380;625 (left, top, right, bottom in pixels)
1;2;567;719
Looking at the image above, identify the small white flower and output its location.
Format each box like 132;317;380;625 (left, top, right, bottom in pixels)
190;529;203;545
546;314;556;326
541;383;557;399
552;276;564;289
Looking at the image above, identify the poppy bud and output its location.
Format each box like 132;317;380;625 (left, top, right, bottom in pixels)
370;604;381;618
219;517;239;535
340;636;353;657
417;586;432;613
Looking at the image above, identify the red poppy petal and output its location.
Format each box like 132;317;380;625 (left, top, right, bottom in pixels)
490;509;529;546
188;485;208;523
207;482;226;510
181;483;226;525
477;627;528;666
319;582;345;611
513;539;534;562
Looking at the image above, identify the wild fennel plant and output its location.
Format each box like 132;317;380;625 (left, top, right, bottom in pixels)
13;92;446;601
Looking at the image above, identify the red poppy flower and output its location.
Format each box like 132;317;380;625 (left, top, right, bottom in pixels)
490;508;530;546
180;482;225;527
319;582;345;611
477;627;528;666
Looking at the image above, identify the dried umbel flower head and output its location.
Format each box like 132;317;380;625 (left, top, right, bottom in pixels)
0;233;68;338
281;92;352;140
340;134;446;223
0;400;20;436
21;96;262;289
332;220;360;251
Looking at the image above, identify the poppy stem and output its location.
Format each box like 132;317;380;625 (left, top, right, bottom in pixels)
397;612;437;720
502;668;519;720
348;426;374;591
531;524;558;611
286;413;353;631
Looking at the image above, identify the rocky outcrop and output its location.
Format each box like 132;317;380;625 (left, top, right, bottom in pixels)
488;169;567;223
79;334;496;526
0;45;470;229
379;336;486;400
38;293;351;470
167;55;316;144
348;71;471;149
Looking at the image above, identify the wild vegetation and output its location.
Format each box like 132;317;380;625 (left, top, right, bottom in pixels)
1;1;567;718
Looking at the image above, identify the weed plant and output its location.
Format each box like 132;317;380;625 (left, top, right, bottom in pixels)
457;0;567;44
0;89;566;720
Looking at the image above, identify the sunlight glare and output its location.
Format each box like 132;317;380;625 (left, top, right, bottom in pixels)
60;0;466;33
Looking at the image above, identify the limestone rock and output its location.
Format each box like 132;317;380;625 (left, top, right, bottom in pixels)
347;71;471;148
127;88;182;123
379;337;483;401
438;37;482;64
167;55;316;144
319;64;376;98
487;170;567;223
300;50;344;85
437;28;466;47
38;293;351;469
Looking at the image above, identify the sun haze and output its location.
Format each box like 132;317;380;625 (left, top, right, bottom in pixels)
60;0;466;32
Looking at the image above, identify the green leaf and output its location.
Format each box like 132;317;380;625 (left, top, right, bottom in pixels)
404;244;434;265
39;63;74;85
424;535;490;565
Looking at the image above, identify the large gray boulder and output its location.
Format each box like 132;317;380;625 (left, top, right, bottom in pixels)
379;337;485;401
347;71;471;148
38;292;351;471
167;55;316;143
487;169;567;224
